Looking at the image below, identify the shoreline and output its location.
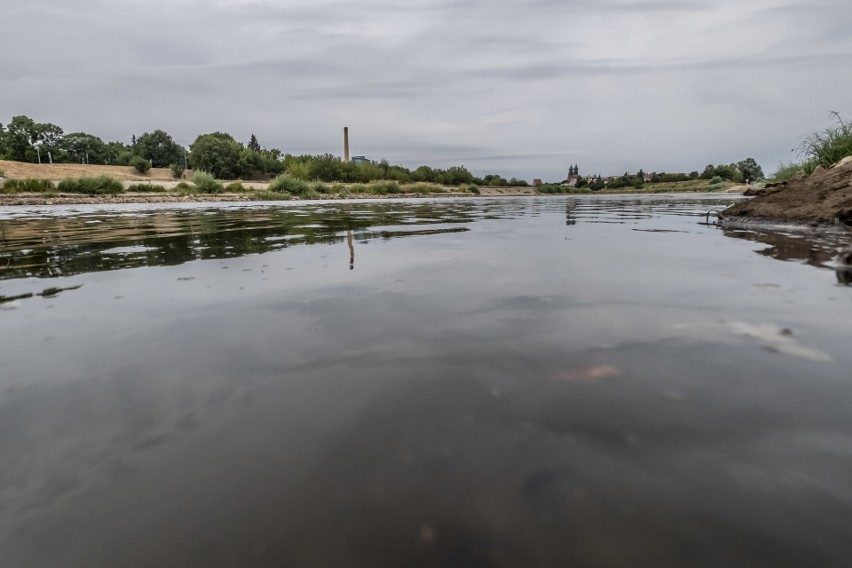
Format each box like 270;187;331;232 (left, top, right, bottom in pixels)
0;191;483;206
0;188;745;206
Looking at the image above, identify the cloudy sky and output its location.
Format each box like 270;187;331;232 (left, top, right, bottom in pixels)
2;0;851;181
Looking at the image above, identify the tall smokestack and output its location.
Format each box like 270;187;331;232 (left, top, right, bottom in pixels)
344;127;350;163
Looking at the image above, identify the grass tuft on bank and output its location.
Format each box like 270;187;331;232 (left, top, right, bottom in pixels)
57;176;123;195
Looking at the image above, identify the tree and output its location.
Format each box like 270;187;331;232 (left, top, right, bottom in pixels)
259;149;285;176
443;166;474;185
60;132;110;164
134;130;184;168
412;165;438;183
736;157;764;182
105;141;131;164
308;153;343;181
237;147;265;178
189;132;243;179
247;134;261;153
2;115;64;162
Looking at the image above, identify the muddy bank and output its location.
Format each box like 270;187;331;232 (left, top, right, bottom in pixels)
723;158;852;226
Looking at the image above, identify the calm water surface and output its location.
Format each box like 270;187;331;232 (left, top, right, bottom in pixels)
1;195;851;567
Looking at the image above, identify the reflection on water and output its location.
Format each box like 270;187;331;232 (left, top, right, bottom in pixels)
2;195;852;567
722;224;852;286
0;201;483;280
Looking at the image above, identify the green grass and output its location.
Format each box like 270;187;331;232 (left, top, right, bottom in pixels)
799;111;852;171
57;176;123;195
126;183;167;192
0;179;55;193
175;181;195;194
250;191;292;201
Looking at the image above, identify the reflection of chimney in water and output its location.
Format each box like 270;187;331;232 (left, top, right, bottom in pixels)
344;127;350;163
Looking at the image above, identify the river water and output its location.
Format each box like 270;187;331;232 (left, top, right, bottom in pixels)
1;195;851;567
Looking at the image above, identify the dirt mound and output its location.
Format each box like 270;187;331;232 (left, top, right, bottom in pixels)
0;159;183;182
723;158;852;225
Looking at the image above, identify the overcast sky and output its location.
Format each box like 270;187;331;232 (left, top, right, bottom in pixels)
2;0;851;181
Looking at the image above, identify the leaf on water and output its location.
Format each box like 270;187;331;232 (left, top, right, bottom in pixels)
552;365;621;382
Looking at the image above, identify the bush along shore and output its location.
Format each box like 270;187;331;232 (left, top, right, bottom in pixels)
0;172;483;204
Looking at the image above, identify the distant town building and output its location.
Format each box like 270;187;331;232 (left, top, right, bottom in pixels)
532;178;543;187
562;164;580;186
351;155;370;165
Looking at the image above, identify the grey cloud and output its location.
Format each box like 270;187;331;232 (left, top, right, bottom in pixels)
2;0;852;182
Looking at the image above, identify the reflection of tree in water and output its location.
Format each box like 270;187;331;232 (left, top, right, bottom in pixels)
0;203;476;280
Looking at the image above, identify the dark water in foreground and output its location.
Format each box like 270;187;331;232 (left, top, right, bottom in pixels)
2;195;852;567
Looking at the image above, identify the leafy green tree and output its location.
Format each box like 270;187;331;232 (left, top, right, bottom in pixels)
237;147;265;178
105;141;130;164
483;174;505;186
286;160;311;180
134;130;184;168
736;157;764;182
412;165;438;183
443;166;474;185
308;153;343;181
61;132;110;164
2;115;64;162
189;132;242;179
259;149;286;175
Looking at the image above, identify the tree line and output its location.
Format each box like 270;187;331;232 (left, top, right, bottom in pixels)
0;115;528;186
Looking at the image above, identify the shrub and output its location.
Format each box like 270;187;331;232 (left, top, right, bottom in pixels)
368;181;400;195
170;163;185;179
175;181;195;194
225;181;246;192
349;183;368;193
0;179;55;193
708;176;723;185
114;150;134;166
268;173;309;195
130;155;151;174
126;183;167;192
310;182;331;193
58;176;124;195
192;170;224;194
466;184;480;194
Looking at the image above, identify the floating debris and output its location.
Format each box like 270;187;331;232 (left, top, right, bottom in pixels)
674;321;832;362
552;365;621;382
